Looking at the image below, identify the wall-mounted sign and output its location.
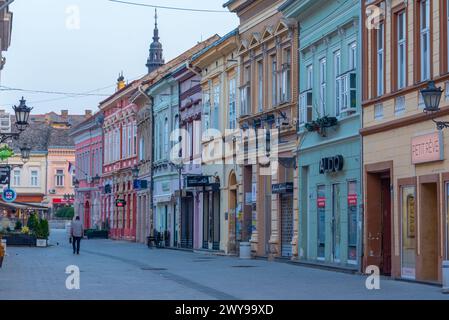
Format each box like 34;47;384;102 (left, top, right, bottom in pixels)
317;196;326;208
2;188;16;203
411;132;444;164
104;184;112;194
185;175;210;187
348;194;357;206
133;179;148;190
251;183;257;203
272;183;294;194
0;166;10;185
319;155;344;174
115;199;126;208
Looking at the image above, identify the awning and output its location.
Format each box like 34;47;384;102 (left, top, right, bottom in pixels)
0;200;48;211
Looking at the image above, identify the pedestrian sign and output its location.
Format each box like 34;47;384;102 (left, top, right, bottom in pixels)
2;188;17;203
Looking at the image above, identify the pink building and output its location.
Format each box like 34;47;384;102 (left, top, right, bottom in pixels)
71;112;104;229
100;76;139;241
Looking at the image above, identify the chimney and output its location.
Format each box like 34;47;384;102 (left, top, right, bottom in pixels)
117;72;125;91
61;110;68;117
85;110;93;118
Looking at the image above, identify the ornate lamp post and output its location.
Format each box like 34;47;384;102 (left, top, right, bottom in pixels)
92;174;101;184
0;97;32;143
131;165;140;179
421;81;446;130
20;144;31;164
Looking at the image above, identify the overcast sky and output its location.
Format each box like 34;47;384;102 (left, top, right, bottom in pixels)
0;0;238;115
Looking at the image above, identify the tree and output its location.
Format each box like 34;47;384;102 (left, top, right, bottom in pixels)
35;219;50;239
27;214;39;232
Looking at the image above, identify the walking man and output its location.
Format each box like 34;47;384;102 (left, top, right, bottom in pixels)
71;216;84;255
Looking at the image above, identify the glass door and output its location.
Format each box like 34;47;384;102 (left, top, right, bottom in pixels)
332;184;341;263
317;185;326;260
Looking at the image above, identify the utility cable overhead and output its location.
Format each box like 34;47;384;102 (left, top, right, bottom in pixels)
0;86;110;97
108;0;231;13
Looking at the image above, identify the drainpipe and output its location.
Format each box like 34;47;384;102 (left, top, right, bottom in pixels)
358;10;364;275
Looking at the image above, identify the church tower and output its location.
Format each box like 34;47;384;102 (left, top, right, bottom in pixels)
146;9;164;73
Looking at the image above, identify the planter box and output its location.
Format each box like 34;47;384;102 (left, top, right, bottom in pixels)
36;239;48;247
86;230;108;239
4;234;36;246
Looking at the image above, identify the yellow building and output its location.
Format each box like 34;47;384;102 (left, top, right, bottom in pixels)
191;29;240;254
225;0;298;258
361;0;449;284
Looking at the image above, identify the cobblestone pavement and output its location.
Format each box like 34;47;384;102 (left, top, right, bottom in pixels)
0;229;447;300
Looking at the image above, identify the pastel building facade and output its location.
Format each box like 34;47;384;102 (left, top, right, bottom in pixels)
72;112;104;229
361;0;449;283
282;0;362;269
100;78;139;241
191;30;241;254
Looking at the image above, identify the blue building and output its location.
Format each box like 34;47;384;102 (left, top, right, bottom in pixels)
281;0;362;270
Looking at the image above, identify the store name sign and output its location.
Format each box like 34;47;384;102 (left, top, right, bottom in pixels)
319;155;344;174
411;132;443;164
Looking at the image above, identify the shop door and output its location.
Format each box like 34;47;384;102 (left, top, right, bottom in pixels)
332;184;341;262
381;178;392;275
419;182;438;282
212;191;220;250
281;194;293;257
181;195;194;249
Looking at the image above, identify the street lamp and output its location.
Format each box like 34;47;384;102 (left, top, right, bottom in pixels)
20;144;31;164
13;97;33;132
73;178;80;188
421;81;447;130
0;97;33;143
92;174;101;184
132;165;139;179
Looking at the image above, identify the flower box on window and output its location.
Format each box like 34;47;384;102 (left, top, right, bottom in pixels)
305;116;338;137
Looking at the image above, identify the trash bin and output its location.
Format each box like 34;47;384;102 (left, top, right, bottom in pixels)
443;261;449;293
239;242;251;259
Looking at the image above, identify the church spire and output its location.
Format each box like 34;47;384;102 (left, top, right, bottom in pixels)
146;8;164;73
153;8;159;42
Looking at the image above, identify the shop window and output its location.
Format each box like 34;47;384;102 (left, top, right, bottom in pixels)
401;185;416;279
317;185;326;260
347;181;358;264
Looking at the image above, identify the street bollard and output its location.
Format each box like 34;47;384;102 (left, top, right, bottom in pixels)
443;260;449;293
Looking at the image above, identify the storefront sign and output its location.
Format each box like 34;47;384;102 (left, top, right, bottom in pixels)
411;132;443;164
0;166;10;185
104;184;112;194
185;175;210;187
272;183;294;194
2;188;16;203
115;199;126;208
347;194;357;206
133;179;148;190
319;155;344;174
317;196;326;208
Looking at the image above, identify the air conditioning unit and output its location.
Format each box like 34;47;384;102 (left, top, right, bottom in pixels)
49;189;56;194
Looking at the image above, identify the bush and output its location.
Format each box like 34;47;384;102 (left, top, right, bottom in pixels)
27;214;39;232
21;226;30;234
55;207;74;219
35;219;50;239
15;220;22;230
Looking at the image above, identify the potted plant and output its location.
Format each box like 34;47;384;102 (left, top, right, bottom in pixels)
305;115;338;137
35;219;49;247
